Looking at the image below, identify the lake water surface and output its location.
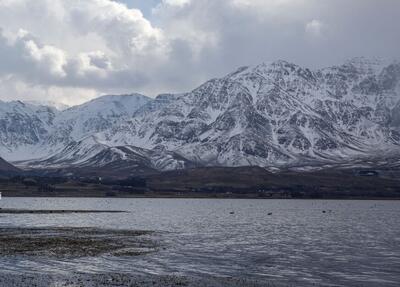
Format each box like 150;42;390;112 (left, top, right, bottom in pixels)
0;198;399;286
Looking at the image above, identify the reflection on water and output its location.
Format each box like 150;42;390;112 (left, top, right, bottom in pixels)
0;198;399;286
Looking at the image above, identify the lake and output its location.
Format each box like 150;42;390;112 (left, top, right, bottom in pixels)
0;198;399;286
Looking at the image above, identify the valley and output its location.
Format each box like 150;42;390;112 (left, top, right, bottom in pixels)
1;166;399;199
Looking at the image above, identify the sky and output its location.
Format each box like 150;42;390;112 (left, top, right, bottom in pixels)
0;0;399;106
115;0;160;17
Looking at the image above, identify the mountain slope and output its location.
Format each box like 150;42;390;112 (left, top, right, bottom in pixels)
100;58;400;168
24;135;195;176
48;94;152;147
0;100;58;161
0;94;151;161
0;157;20;173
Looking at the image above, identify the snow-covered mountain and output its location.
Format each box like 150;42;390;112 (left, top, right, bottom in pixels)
47;94;151;149
98;58;400;168
0;94;151;161
2;58;400;173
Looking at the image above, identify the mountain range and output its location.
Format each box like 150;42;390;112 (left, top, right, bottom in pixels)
1;57;399;175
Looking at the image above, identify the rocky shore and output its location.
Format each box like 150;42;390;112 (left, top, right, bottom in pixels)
0;273;281;287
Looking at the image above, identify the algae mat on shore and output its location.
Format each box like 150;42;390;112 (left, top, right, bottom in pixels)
0;227;157;258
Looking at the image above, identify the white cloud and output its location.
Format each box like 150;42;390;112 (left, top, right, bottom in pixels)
162;0;191;7
0;0;172;101
66;0;166;57
0;76;98;106
22;37;67;78
305;20;324;37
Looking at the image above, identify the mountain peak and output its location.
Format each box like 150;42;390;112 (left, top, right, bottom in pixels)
343;57;389;74
26;100;70;111
67;93;151;110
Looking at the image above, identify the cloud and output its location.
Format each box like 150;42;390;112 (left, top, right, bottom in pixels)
18;30;68;78
162;0;191;7
0;0;169;96
0;0;399;104
0;76;98;106
0;29;67;81
305;20;324;37
0;29;109;85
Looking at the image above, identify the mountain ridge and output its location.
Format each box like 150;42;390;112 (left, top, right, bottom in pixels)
1;58;400;173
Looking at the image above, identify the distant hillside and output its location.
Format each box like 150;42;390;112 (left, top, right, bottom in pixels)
0;157;20;173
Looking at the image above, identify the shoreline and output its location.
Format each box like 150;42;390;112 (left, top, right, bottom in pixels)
1;195;400;200
0;208;128;214
2;166;400;200
0;273;286;287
